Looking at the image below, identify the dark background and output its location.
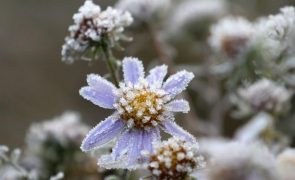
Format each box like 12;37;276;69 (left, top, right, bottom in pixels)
1;0;295;147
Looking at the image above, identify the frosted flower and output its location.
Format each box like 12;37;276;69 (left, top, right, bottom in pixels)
238;79;292;114
257;6;295;59
62;0;133;63
205;142;279;180
209;17;255;58
115;0;170;23
26;112;89;148
144;137;205;180
277;148;295;180
167;0;227;35
80;57;196;169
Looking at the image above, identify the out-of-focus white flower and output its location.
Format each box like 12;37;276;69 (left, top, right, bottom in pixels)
277;148;295;180
115;0;170;23
257;6;295;59
144;137;205;180
203;141;279;180
235;112;273;142
167;0;227;36
238;79;292;114
62;0;133;63
209;16;255;58
26;112;89;149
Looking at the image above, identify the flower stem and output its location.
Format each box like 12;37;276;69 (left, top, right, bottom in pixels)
101;43;120;87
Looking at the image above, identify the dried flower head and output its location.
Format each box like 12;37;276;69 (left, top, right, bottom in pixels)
62;0;133;63
80;57;196;169
205;142;279;180
277;148;295;180
144;137;205;180
238;79;292;114
209;17;255;58
115;0;170;23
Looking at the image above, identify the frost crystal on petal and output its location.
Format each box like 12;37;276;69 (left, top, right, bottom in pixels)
165;99;190;113
80;74;118;109
81;114;124;152
122;57;145;85
163;70;194;98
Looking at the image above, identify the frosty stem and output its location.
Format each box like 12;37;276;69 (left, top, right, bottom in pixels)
101;43;119;87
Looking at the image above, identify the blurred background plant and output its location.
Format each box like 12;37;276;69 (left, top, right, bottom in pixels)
1;0;295;179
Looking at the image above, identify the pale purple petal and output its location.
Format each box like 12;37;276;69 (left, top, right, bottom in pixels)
81;115;125;152
122;57;144;85
128;129;144;165
163;70;194;97
142;128;161;158
146;65;168;87
165;99;190;113
80;74;117;109
160;120;196;143
143;128;161;153
112;129;133;159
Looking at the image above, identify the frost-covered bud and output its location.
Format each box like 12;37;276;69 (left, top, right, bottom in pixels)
238;79;292;114
115;0;170;23
257;6;295;59
209;16;255;58
277;149;295;180
204;142;279;180
62;0;133;63
145;137;205;180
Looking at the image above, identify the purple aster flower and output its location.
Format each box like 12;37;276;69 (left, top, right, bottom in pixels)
80;57;196;169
